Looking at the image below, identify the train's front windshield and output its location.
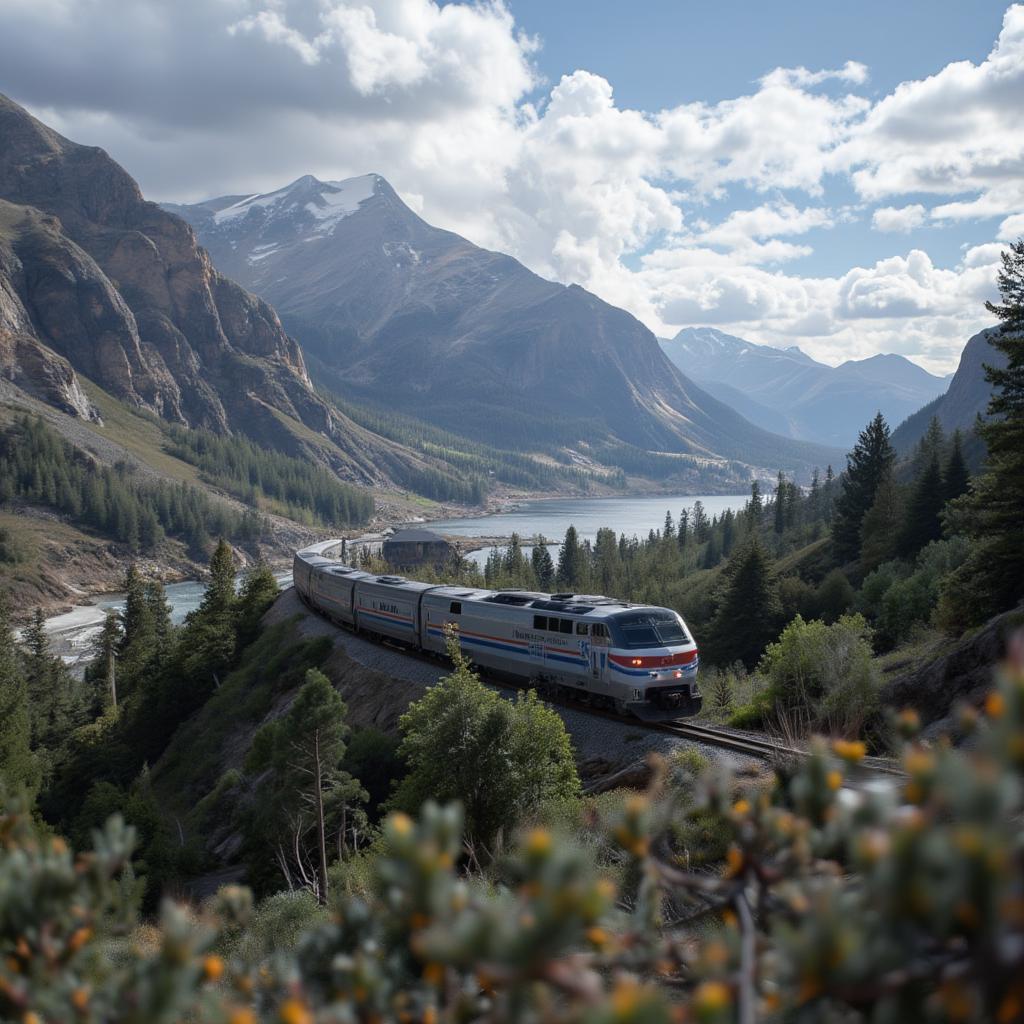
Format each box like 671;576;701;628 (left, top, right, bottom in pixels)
613;611;689;648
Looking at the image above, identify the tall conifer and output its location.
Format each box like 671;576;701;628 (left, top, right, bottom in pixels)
832;414;895;564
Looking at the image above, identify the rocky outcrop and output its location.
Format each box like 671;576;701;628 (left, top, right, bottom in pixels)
0;93;357;461
0;331;98;421
880;607;1024;737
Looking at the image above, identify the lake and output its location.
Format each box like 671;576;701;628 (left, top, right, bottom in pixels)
422;493;749;567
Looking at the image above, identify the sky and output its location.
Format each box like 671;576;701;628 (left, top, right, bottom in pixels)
2;0;1022;374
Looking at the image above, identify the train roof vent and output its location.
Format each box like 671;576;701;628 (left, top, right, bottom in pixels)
328;566;356;574
575;595;619;605
484;592;539;606
550;592;575;601
376;575;407;585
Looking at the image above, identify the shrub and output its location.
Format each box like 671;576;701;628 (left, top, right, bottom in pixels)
813;568;856;623
5;642;1024;1022
761;613;879;736
391;637;579;847
871;537;972;649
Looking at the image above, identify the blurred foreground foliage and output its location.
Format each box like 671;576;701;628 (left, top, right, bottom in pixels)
3;642;1024;1023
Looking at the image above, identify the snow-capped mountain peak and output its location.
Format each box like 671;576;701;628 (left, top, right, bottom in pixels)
211;173;379;233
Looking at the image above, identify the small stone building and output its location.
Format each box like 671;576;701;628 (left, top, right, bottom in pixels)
382;528;454;570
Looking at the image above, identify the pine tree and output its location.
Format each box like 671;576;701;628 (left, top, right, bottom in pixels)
557;526;584;589
910;416;946;478
950;240;1024;619
251;669;357;903
119;565;156;690
747;480;763;524
677;509;689;549
943;429;970;503
0;596;41;797
21;609;53;746
808;468;821;522
823;465;836;523
95;611;121;712
832;414;896;564
200;539;237;618
120;564;151;651
531;537;555;590
705;540;780;669
859;471;901;573
236;561;280;646
773;472;786;535
692;501;710;543
144;580;174;668
663;511;675;539
592;528;620;595
721;509;736;556
898;454;945;558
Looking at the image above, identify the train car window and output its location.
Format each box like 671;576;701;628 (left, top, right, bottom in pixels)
592;624;607;638
449;601;462;614
533;615;546;630
576;622;589;635
559;618;573;634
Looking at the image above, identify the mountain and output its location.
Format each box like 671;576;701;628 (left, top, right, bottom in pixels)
891;327;1007;453
166;174;841;479
659;327;949;448
0;93;431;486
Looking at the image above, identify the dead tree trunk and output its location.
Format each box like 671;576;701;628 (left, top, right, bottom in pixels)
314;727;329;904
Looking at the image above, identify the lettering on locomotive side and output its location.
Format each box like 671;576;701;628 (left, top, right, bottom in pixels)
378;601;401;615
513;629;544;642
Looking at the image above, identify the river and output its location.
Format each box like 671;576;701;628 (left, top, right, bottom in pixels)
44;571;292;669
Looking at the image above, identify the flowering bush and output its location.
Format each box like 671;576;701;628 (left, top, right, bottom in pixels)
3;640;1024;1023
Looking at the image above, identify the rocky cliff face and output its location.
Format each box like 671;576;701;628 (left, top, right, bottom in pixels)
0;93;360;467
891;328;1008;454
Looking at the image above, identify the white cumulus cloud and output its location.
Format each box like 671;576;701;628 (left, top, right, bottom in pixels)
0;0;1019;373
872;204;928;232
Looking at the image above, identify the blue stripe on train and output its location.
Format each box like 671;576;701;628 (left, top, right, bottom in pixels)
427;628;586;666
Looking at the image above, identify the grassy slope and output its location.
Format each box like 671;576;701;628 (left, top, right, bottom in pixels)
77;380;206;484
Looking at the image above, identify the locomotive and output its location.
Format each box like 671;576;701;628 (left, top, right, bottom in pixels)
293;540;701;721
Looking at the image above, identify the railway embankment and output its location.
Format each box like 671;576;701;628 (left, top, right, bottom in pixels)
264;586;750;783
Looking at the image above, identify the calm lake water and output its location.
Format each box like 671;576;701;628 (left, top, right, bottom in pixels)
422;494;748;568
425;494;748;543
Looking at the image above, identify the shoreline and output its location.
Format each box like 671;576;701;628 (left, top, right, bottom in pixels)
40;489;750;637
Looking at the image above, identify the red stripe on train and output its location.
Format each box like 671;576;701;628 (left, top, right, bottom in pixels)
608;649;698;669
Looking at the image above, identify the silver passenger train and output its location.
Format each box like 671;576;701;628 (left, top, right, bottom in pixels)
293;540;701;721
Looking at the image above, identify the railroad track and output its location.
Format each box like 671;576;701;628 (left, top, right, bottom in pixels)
656;719;906;778
301;589;905;780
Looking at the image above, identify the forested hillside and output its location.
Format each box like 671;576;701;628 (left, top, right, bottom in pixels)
1;240;1023;1024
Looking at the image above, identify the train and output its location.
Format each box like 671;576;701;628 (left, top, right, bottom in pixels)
292;540;701;721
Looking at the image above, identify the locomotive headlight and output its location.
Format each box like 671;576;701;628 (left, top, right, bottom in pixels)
674;670;682;679
631;658;642;666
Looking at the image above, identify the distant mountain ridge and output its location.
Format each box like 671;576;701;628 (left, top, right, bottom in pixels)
659;327;949;448
167;174;841;480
